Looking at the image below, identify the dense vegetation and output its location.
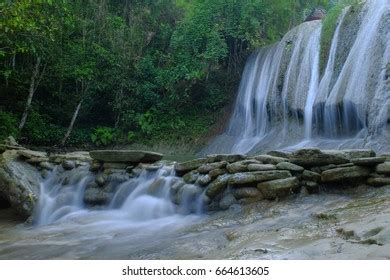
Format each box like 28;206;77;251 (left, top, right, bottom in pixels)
1;0;335;149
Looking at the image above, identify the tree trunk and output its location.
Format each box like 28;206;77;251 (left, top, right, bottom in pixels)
61;100;82;146
19;57;42;130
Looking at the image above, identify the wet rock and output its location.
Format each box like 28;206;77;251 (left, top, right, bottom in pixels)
367;177;390;187
84;188;110;205
17;150;47;160
276;162;304;172
233;187;262;199
206;154;246;163
196;174;212;186
26;157;49;164
208;168;226;179
198;161;227;174
49;152;92;163
39;161;54;171
229;170;292;185
206;174;231;199
267;150;291;158
183;170;199;184
289;148;350;167
175;158;207;175
380;152;390;161
62;160;75;170
0;150;41;218
301;170;321;182
90;161;101;172
253;155;288;165
90;150;163;163
321;166;371;183
247;164;276;171
170;180;185;195
226;160;261;173
341;149;376;159
219;193;238;210
257;177;299;200
95;173;107;186
351;157;386;166
102;162;129;170
376;162;390;175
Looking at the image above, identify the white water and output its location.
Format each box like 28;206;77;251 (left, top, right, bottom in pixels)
203;0;390;155
34;165;203;227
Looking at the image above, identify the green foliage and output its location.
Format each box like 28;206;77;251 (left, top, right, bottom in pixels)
320;0;359;73
0;0;333;148
90;127;118;147
0;111;18;141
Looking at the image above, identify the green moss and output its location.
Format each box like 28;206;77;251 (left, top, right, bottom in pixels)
319;0;359;75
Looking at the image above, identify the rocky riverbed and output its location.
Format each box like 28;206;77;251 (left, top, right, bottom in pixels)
0;139;389;259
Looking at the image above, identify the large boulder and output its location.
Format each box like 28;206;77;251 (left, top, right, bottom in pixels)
289;148;350;167
90;150;163;164
0;150;41;218
321;166;371;183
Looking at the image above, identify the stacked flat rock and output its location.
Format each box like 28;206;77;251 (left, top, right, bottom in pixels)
173;148;390;211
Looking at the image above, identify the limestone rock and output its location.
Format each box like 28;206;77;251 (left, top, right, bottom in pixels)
321;166;371;183
289;148;350;167
208;168;226;179
102;162;129;170
206;154;246;163
247;164;276;171
276;162;304;172
228;170;292;185
183;170;199;184
62;160;75;170
84;188;110;205
341;149;376;159
367;177;390;187
49;152;92;163
376;162;390;175
226;160;260;173
39;161;54;171
0;150;41;218
219;193;238;210
233;187;262;199
351;157;386;166
253;155;288;165
174;158;207;175
301;170;321;182
90;150;163;163
257;177;299;199
18;149;47;159
198;161;227;174
196;174;212;186
206;174;231;199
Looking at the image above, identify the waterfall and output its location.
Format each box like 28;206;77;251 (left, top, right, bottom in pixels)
203;0;390;155
34;165;203;226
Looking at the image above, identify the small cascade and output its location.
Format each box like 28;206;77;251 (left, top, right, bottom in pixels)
34;165;203;226
203;0;390;155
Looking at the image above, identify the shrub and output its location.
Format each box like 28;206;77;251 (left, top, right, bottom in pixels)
0;111;18;141
90;127;118;146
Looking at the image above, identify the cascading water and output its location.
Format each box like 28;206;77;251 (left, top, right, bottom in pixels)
34;165;203;227
203;0;390;155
